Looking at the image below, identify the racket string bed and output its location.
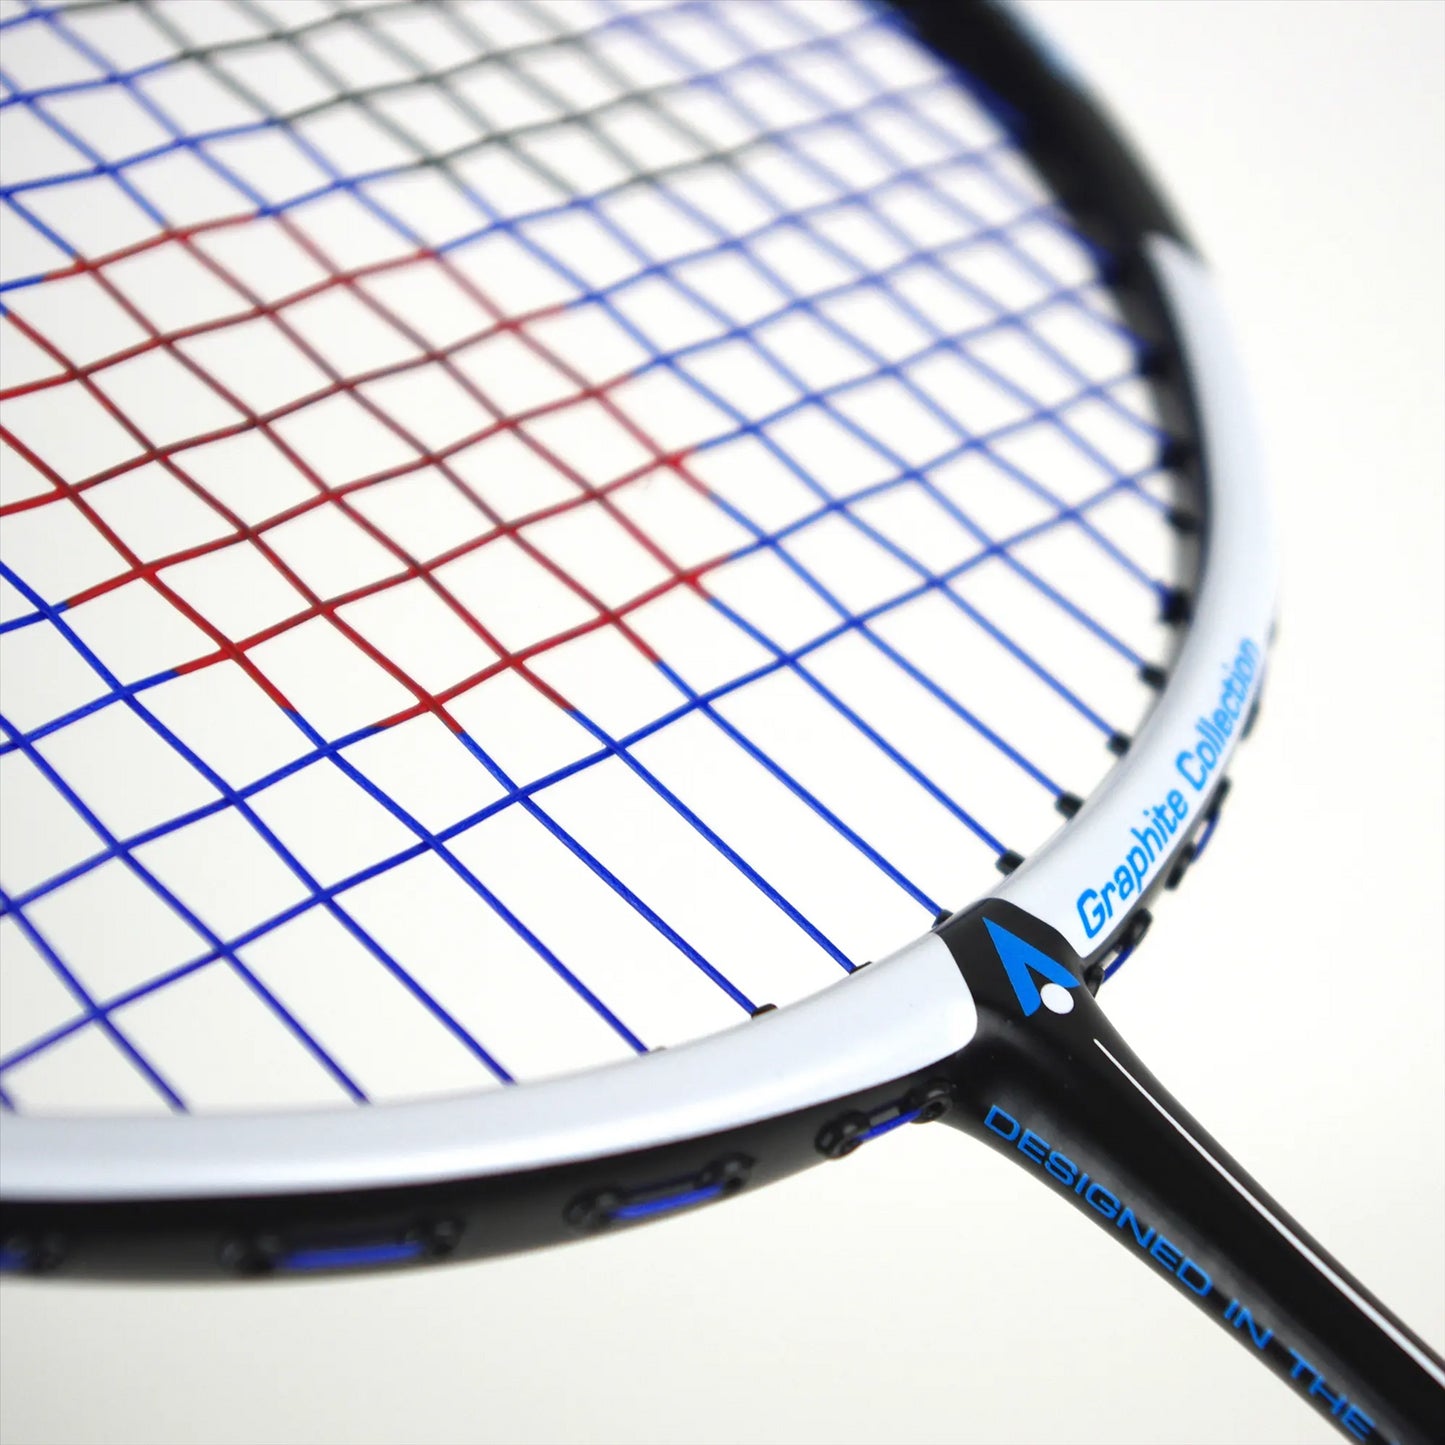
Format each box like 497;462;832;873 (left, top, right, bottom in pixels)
1;0;1176;1115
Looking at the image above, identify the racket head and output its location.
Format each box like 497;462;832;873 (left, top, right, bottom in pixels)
0;0;1269;1276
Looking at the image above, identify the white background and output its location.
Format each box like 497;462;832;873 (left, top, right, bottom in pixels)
2;3;1442;1443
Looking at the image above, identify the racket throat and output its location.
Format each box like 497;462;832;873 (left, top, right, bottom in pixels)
934;901;1445;1445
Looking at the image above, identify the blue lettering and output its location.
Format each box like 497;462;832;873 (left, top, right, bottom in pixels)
1287;1349;1318;1383
1044;1150;1077;1188
1150;1234;1183;1272
1077;888;1107;939
1177;1258;1211;1297
1226;1302;1273;1350
1308;1376;1348;1416
1117;1207;1155;1251
1177;747;1208;790
1018;1129;1048;1164
1079;639;1259;917
984;1104;1235;1335
1340;1405;1374;1441
984;1105;1019;1142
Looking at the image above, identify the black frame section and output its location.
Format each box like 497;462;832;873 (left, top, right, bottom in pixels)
899;1;1187;250
0;1061;949;1280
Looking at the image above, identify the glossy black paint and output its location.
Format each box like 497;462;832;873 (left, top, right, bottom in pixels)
939;900;1445;1445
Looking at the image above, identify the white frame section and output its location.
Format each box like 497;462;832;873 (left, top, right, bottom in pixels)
0;242;1274;1203
1;933;970;1199
996;238;1277;952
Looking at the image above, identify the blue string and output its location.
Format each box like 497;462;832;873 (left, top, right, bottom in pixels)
0;0;1175;1105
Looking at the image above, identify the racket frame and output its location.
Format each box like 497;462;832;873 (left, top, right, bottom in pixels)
0;0;1269;1274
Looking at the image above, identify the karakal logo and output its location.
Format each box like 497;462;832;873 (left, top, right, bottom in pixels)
983;919;1081;1017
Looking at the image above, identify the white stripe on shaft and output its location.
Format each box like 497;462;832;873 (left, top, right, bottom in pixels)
1094;1039;1445;1391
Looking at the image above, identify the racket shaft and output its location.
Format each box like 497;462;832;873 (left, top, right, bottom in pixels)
940;905;1445;1444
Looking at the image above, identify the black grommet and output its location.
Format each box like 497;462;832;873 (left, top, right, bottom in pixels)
1055;792;1083;818
220;1233;282;1276
995;850;1024;875
1158;438;1194;472
564;1189;623;1233
410;1219;463;1259
1165;842;1197;890
1139;344;1174;381
1138;663;1167;690
700;1155;751;1194
1120;909;1153;952
816;1111;872;1160
908;1079;955;1125
1107;732;1131;756
1159;587;1192;625
1205;776;1233;824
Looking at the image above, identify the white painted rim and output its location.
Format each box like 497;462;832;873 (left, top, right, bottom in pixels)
0;242;1275;1203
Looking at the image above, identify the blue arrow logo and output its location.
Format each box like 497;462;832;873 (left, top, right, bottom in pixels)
983;919;1080;1017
